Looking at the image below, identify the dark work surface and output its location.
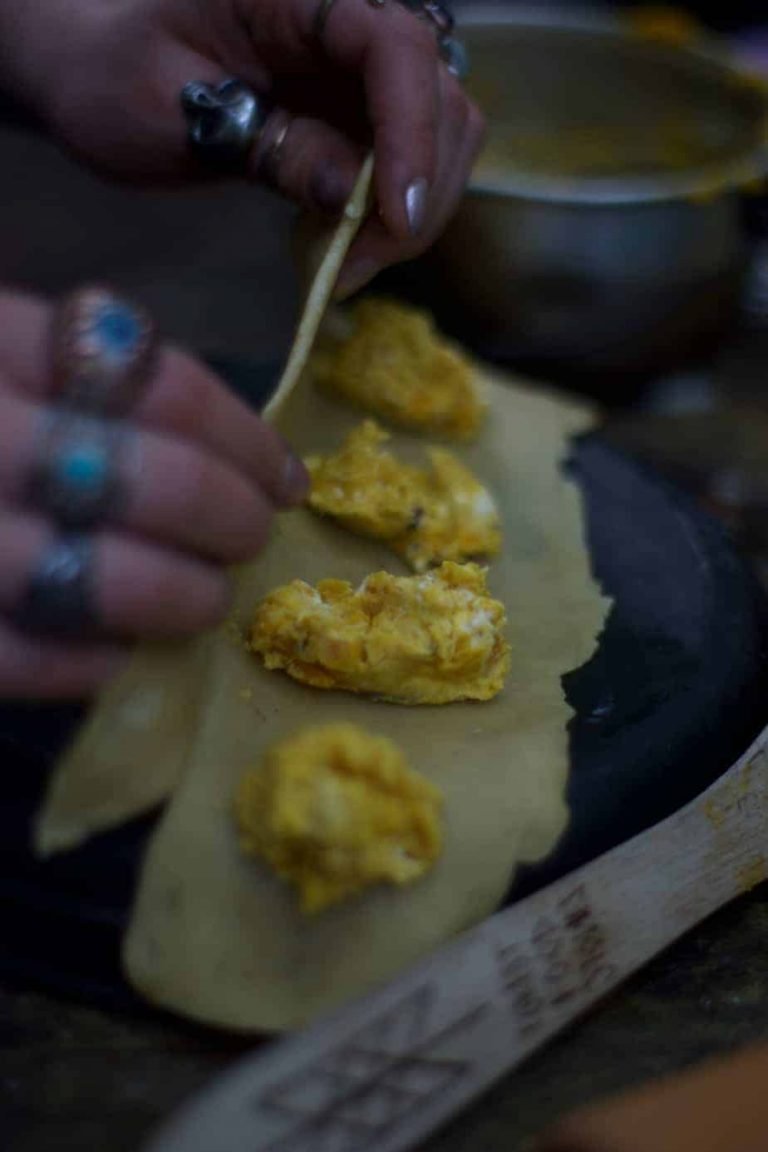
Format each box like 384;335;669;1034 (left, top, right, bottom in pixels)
1;359;768;1018
515;433;768;897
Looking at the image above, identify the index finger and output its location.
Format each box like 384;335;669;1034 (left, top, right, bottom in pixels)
137;347;308;507
0;292;307;508
309;0;441;238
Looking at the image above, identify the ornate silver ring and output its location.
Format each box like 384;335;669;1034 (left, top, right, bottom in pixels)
181;78;268;169
416;0;454;36
13;535;98;640
28;408;131;531
52;285;157;416
439;35;468;79
399;0;467;77
313;0;465;76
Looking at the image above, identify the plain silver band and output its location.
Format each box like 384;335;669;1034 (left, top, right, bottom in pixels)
13;535;98;640
258;116;293;184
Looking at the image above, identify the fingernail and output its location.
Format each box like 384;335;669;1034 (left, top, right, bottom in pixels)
280;451;310;506
405;178;429;235
310;166;354;215
334;257;380;301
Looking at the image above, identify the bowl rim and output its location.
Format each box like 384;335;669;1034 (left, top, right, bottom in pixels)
459;4;768;206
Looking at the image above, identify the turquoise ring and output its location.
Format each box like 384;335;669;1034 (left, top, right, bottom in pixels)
52;285;157;415
28;408;130;531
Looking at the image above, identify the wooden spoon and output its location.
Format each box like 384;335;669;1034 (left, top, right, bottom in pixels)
143;720;768;1152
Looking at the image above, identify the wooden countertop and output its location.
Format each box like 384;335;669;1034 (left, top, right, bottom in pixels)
5;889;768;1152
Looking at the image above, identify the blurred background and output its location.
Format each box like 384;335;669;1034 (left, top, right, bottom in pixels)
2;1;768;569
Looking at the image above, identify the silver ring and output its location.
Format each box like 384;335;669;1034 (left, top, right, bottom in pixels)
314;0;465;78
398;0;467;78
181;78;268;169
28;408;131;531
420;0;454;36
439;34;468;79
13;535;98;640
52;285;157;416
399;0;452;32
258;115;293;185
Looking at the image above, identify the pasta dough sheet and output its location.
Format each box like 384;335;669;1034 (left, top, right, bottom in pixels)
35;637;212;857
34;157;373;858
121;365;610;1032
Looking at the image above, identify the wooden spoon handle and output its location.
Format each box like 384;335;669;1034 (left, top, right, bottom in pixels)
144;723;768;1152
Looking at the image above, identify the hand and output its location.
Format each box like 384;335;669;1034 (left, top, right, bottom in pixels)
0;288;307;699
0;0;485;296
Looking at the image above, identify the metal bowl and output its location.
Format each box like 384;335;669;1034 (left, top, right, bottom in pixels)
424;6;768;378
